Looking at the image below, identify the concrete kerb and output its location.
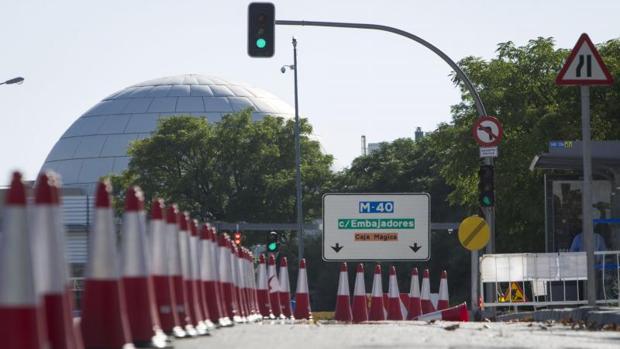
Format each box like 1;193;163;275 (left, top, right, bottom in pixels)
495;306;620;329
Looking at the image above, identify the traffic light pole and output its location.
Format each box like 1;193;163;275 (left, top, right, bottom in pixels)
292;37;305;261
275;19;493;311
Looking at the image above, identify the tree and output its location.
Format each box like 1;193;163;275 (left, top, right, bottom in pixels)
441;37;620;252
122;109;334;224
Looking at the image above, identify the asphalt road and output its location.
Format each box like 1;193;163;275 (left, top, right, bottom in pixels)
174;320;620;349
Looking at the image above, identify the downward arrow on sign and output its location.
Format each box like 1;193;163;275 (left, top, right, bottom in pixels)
409;243;422;253
331;243;343;253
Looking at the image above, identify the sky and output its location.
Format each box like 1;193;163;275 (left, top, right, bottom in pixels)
1;0;619;182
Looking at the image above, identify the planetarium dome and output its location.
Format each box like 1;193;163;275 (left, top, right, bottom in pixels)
41;74;295;192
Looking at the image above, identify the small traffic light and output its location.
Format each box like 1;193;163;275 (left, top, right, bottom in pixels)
247;2;275;57
233;231;242;245
267;231;279;252
479;165;495;207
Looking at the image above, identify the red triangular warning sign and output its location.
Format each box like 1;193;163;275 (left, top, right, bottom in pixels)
556;33;614;86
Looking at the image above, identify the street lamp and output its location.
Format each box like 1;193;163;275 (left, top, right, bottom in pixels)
281;37;304;260
0;77;24;86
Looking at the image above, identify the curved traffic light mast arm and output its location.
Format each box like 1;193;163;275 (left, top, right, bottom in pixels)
275;20;488;118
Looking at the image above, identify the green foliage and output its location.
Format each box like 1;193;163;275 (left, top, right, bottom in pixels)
444;37;620;252
122;109;333;222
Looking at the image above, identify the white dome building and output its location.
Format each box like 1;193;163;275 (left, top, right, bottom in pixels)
41;74;295;192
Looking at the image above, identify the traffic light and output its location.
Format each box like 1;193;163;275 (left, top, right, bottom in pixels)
479;165;495;207
267;231;279;252
233;231;242;245
247;2;275;57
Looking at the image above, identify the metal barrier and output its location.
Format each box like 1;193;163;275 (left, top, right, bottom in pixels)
480;251;620;308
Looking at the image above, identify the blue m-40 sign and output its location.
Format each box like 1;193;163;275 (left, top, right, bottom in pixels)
359;201;394;213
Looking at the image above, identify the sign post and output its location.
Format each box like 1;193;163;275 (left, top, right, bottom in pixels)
322;193;430;261
556;33;614;305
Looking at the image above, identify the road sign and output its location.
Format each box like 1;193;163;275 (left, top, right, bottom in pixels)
472;116;503;147
458;215;490;251
322;193;430;261
556;33;613;86
479;146;498;158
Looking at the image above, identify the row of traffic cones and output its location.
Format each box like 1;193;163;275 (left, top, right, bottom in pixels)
335;263;467;323
0;172;313;349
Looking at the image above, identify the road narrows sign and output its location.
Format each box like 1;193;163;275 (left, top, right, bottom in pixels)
322;193;430;261
556;33;613;86
472;116;503;147
458;215;490;251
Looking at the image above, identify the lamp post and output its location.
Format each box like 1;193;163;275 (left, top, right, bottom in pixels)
0;77;24;86
281;37;304;260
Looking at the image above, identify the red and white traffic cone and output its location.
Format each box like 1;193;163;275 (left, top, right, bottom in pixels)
334;262;352;322
406;268;422;320
0;172;48;349
120;187;168;348
267;254;283;319
199;224;223;327
279;257;292;319
31;172;81;349
368;264;385;321
245;249;261;322
293;258;312;320
184;217;208;335
150;200;184;338
416;302;469;322
228;240;244;323
256;254;274;319
80;180;133;348
351;263;368;323
176;212;202;336
218;234;236;323
167;206;195;337
386;266;405;320
211;228;232;326
421;269;435;314
437;270;449;310
235;245;250;323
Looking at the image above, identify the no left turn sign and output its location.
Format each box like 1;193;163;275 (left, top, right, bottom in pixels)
472;116;503;147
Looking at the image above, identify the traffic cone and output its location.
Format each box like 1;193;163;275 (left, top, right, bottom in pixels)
31;172;80;349
437;270;449;310
406;268;422;320
0;172;48;349
386;266;404;320
279;257;293;319
210;228;231;326
241;248;258;322
199;224;224;327
245;249;260;322
150;200;184;338
176;212;201;336
334;262;352;322
351;263;368;323
293;258;312;320
228;239;244;323
421;269;435;314
235;245;250;322
80;180;133;349
266;254;282;318
218;234;236;321
368;264;385;321
256;254;273;319
120;187;168;348
167;206;195;337
184;217;208;335
416;302;469;322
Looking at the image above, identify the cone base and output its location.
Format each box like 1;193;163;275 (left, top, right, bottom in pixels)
351;295;369;323
123;277;162;343
293;294;312;320
152;275;180;334
0;307;46;349
334;295;352;322
81;279;133;349
368;297;386;321
44;293;79;349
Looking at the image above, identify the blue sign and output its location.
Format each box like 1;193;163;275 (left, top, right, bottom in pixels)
359;201;394;214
